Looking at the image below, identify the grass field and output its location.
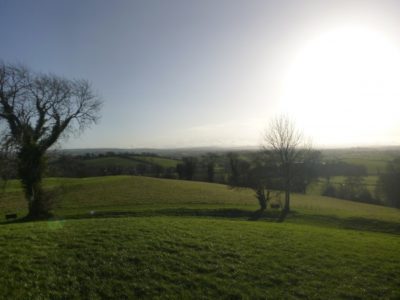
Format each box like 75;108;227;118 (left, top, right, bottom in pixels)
0;176;399;298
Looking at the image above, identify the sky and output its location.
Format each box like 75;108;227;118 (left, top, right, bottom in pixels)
1;0;400;149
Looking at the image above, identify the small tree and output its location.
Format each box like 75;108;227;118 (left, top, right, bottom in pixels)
176;157;198;180
204;153;217;183
263;115;310;220
0;62;102;219
227;152;279;211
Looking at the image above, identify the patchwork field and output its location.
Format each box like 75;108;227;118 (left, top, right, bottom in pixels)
307;175;379;195
0;176;399;298
81;155;179;170
322;148;400;175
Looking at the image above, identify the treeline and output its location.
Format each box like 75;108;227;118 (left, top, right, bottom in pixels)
47;152;177;178
375;158;400;208
318;161;367;178
321;159;400;208
47;152;230;182
46;151;369;185
322;176;379;205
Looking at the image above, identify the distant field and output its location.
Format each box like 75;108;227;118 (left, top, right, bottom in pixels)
84;157;142;168
322;148;400;175
131;155;180;168
308;175;379;195
341;158;387;175
1;176;399;298
82;155;180;170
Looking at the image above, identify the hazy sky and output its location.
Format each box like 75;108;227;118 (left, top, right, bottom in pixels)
1;0;400;148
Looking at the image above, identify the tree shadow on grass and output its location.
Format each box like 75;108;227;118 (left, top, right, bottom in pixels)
65;208;282;222
0;208;281;225
289;212;400;235
2;208;399;235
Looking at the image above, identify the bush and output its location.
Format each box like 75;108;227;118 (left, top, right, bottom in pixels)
322;184;337;197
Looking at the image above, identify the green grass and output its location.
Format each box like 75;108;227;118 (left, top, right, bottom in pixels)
1;176;399;231
1;175;400;298
1;217;399;299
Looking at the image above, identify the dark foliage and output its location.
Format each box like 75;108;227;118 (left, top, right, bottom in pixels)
317;161;367;178
376;158;400;208
322;176;380;205
176;157;197;180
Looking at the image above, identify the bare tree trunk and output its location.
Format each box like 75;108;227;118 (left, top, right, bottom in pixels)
279;180;291;222
256;187;267;210
284;189;290;212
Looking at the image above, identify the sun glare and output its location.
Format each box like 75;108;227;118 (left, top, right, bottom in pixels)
279;25;400;146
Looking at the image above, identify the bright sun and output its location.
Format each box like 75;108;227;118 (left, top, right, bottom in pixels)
279;24;400;146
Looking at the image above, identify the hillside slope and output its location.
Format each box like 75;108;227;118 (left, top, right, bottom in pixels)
1;176;399;233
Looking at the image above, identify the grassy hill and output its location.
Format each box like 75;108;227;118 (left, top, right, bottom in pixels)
0;176;399;298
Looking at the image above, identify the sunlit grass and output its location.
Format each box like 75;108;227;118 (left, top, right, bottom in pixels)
0;217;399;299
1;175;399;298
1;176;399;231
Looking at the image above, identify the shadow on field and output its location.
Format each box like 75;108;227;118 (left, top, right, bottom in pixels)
2;208;399;235
64;208;282;222
289;212;400;235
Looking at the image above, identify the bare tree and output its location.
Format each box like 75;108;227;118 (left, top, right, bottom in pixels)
263;115;307;220
0;62;102;219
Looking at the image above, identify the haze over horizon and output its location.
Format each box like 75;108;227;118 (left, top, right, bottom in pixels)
1;0;400;149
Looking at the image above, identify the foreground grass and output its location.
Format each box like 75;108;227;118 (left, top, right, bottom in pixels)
1;217;399;299
0;176;399;298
